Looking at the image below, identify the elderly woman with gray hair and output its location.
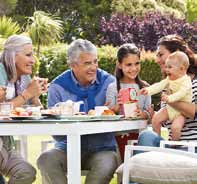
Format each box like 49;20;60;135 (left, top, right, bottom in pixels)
0;34;47;106
0;34;47;184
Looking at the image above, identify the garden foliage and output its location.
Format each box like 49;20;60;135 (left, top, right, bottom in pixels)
111;0;186;19
11;0;196;47
38;44;161;84
26;11;63;56
38;44;162;108
0;0;17;16
100;12;197;52
38;44;68;82
14;0;112;43
0;16;20;38
0;37;162;108
186;0;197;23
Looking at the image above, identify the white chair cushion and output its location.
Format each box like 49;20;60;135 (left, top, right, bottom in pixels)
116;151;197;184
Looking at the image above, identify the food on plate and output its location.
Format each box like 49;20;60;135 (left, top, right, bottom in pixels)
27;106;41;116
11;106;41;116
88;109;96;116
41;108;60;115
88;108;115;116
101;109;115;115
11;107;32;116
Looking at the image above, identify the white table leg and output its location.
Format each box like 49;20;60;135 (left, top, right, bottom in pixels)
0;138;2;150
67;134;81;184
19;135;28;160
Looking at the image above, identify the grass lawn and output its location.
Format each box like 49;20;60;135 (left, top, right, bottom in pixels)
25;135;117;184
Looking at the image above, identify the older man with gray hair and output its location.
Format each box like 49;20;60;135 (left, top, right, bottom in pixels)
37;39;118;184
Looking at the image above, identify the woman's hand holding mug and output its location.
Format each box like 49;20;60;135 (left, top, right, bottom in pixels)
23;77;48;100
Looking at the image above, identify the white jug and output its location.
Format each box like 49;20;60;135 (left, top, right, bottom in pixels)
55;100;84;115
55;100;73;115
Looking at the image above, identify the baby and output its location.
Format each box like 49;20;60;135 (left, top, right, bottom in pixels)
140;51;192;140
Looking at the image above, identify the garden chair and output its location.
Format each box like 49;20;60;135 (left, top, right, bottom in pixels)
116;140;197;184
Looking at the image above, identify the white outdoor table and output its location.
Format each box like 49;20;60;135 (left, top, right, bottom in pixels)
0;118;147;184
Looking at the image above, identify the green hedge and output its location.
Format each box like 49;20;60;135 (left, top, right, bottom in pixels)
39;44;162;83
140;59;162;110
38;44;162;108
0;39;162;109
38;43;68;81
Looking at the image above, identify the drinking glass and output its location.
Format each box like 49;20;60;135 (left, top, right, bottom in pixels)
0;102;13;116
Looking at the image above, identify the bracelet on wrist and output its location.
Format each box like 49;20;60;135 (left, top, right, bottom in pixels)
19;93;27;102
20;90;30;102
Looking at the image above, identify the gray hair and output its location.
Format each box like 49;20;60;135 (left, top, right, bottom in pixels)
0;34;32;82
67;39;97;65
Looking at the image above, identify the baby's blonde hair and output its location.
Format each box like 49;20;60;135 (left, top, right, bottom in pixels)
167;51;189;70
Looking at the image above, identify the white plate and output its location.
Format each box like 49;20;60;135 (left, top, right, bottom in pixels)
10;116;44;120
54;115;95;121
92;115;123;121
123;117;145;120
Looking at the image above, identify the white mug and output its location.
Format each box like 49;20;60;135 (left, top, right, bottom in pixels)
6;86;15;100
95;106;109;116
123;102;137;118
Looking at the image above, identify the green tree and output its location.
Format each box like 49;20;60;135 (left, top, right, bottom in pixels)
0;16;20;38
14;0;72;17
14;0;112;43
186;0;197;23
0;0;17;16
26;11;63;57
111;0;186;18
69;0;112;42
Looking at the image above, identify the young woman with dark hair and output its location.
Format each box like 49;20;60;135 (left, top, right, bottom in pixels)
138;34;197;150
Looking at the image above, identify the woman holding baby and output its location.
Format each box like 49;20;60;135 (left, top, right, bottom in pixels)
0;34;48;184
137;34;197;150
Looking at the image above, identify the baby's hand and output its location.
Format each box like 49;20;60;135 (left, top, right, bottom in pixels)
161;94;169;102
140;88;148;95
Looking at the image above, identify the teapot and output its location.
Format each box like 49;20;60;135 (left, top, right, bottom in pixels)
55;100;84;115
